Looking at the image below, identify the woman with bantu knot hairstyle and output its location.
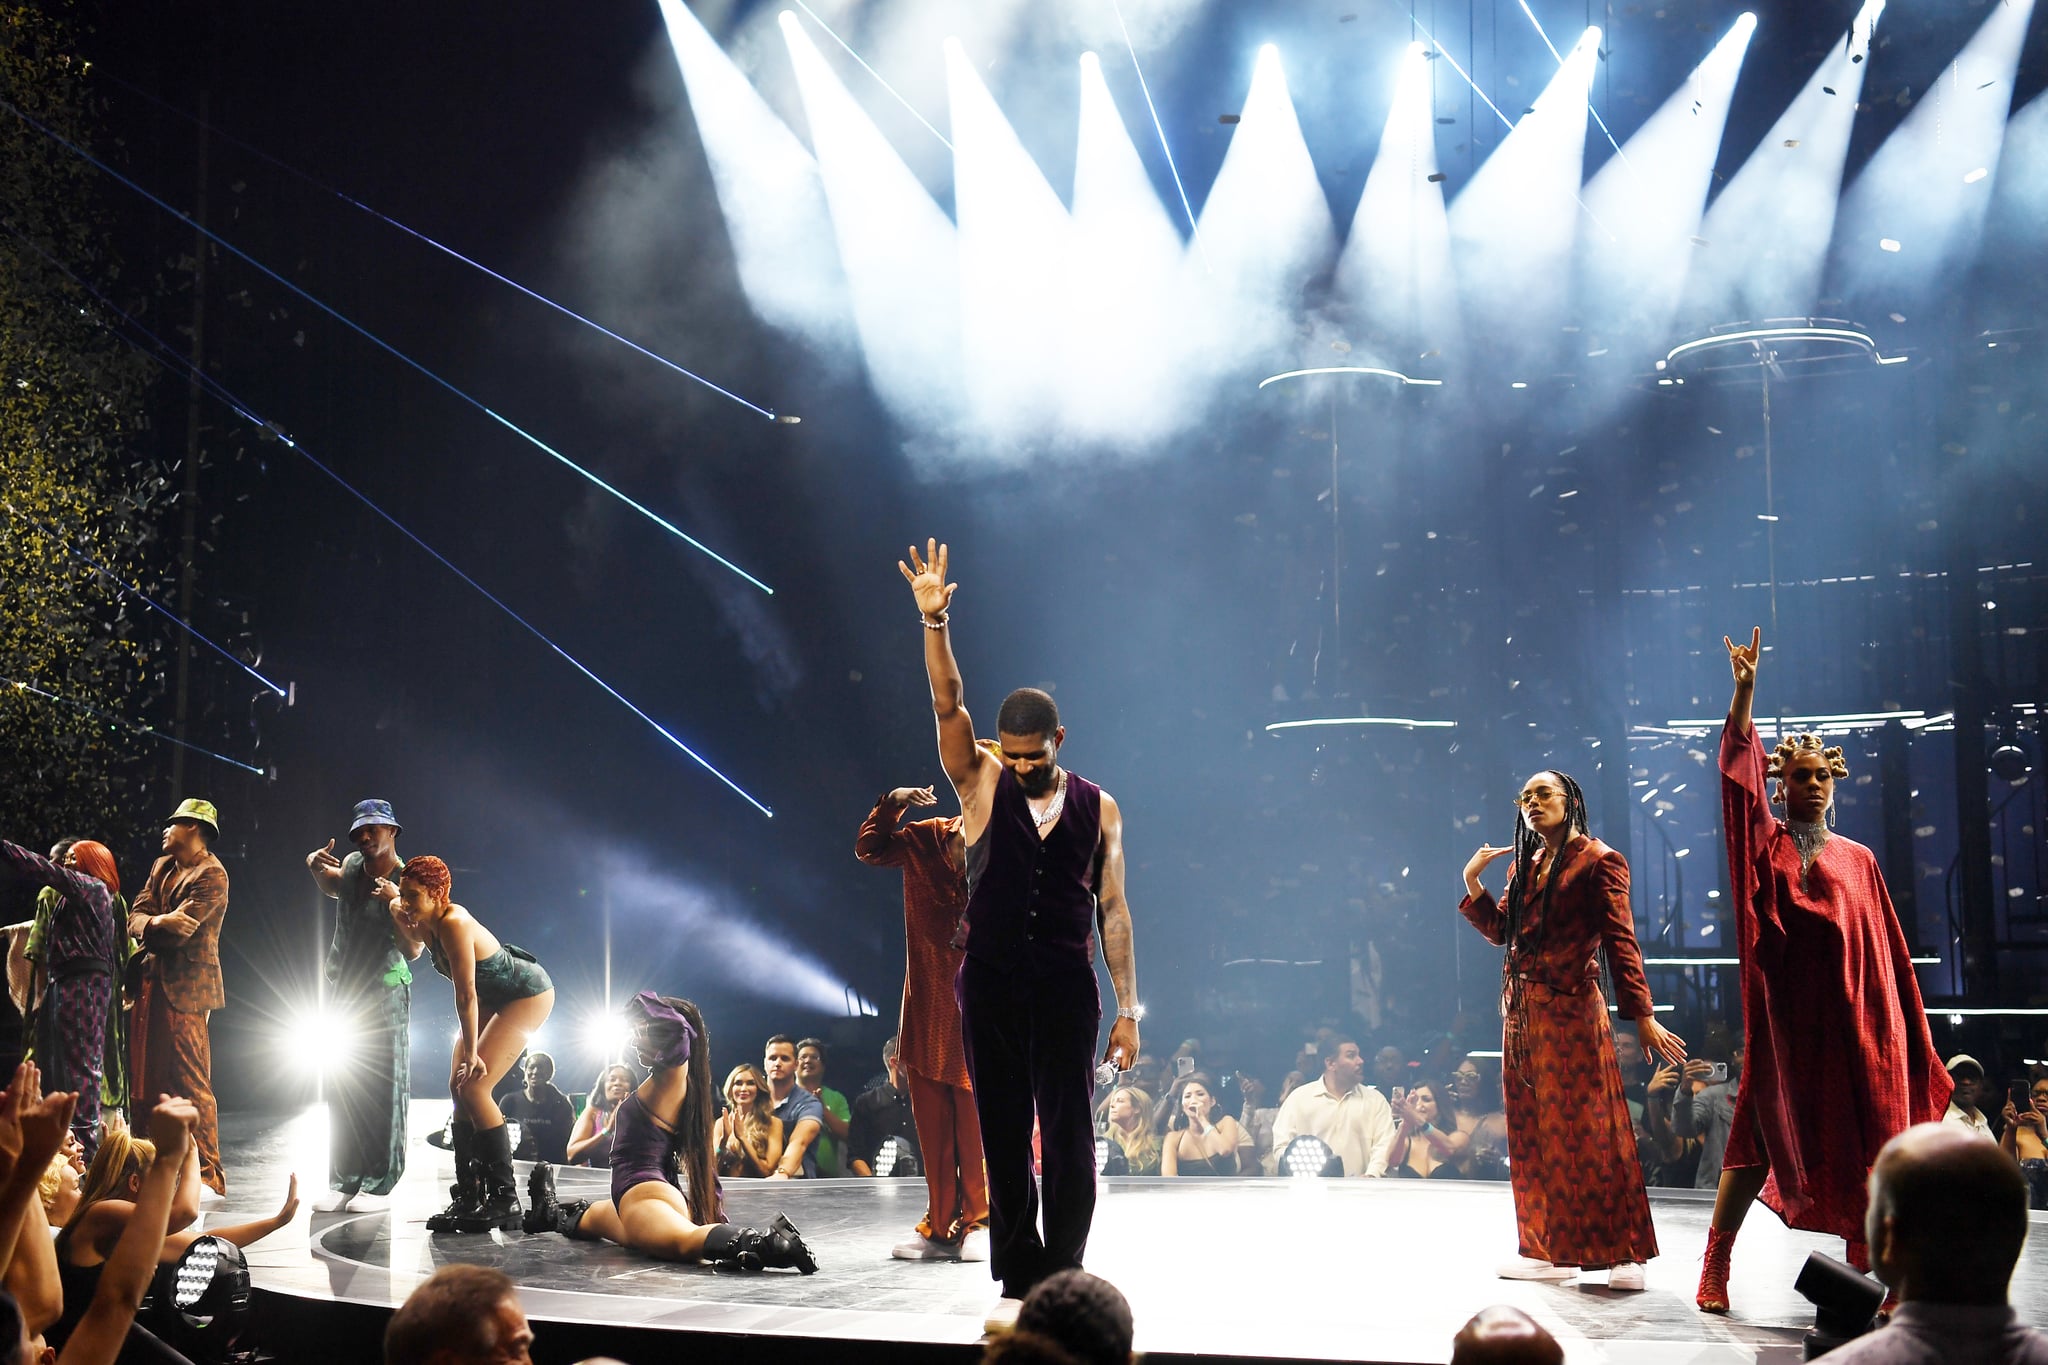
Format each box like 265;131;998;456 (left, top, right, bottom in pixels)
523;992;817;1272
1695;628;1951;1314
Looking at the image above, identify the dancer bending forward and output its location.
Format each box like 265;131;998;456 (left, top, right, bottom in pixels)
384;855;554;1233
1696;630;1950;1313
1460;769;1686;1291
524;992;816;1273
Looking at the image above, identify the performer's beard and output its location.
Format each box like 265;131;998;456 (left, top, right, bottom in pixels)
1016;763;1058;797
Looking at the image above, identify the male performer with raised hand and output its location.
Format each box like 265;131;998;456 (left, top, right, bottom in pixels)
900;538;1141;1333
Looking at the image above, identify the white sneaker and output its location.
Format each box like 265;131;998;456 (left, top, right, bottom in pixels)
1497;1256;1578;1281
959;1227;990;1262
1607;1263;1646;1291
312;1190;353;1213
345;1191;391;1212
891;1233;959;1261
983;1297;1024;1334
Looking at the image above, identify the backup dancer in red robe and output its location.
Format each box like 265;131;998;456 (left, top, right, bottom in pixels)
1696;629;1952;1313
1460;770;1687;1290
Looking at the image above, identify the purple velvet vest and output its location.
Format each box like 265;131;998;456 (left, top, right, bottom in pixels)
963;766;1103;974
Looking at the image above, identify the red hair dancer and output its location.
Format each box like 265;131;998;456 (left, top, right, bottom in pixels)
1696;629;1951;1313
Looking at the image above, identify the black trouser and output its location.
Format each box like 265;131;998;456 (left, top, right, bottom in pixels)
956;955;1100;1300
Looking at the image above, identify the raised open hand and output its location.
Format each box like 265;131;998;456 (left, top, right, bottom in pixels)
307;839;343;872
1725;627;1761;685
898;539;957;621
19;1089;77;1171
148;1094;200;1157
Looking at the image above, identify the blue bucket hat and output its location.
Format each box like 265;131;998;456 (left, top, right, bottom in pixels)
349;799;401;835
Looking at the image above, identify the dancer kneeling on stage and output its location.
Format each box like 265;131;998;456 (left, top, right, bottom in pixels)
381;855;555;1233
524;991;817;1273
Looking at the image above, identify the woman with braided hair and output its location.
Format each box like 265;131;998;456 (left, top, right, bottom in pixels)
1695;629;1950;1313
523;992;816;1272
1459;768;1686;1289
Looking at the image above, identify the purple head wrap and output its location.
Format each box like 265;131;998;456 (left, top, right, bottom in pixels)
628;990;696;1070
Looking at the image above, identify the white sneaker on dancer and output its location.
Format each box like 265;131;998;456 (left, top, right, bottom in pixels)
1607;1264;1646;1291
891;1232;960;1261
959;1227;990;1262
983;1297;1025;1334
312;1190;353;1213
346;1191;391;1212
1496;1256;1578;1281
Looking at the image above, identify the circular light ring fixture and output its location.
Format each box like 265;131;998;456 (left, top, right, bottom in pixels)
1257;366;1445;389
1663;317;1909;378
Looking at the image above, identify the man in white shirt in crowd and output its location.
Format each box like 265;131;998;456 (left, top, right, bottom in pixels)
1270;1035;1397;1177
1943;1055;1998;1143
1823;1122;2048;1364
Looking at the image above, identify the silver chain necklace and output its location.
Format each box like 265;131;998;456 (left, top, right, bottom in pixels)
1787;817;1829;884
1028;769;1068;829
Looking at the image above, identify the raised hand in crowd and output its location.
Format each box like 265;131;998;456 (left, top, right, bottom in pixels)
62;1096;202;1365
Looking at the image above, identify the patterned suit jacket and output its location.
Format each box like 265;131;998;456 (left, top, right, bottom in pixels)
129;854;229;1013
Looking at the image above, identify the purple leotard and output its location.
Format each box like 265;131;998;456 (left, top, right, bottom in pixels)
608;1092;681;1208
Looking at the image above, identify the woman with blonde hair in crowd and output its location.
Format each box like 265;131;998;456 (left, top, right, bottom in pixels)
718;1064;784;1178
1102;1087;1160;1176
567;1063;638;1168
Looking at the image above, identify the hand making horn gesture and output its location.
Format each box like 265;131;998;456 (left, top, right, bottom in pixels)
1725;626;1761;686
899;539;958;622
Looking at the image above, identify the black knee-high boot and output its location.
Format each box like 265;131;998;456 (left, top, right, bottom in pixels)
703;1214;819;1273
522;1162;594;1238
449;1123;522;1233
425;1119;478;1232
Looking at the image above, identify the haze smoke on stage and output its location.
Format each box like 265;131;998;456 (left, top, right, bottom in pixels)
1335;42;1456;368
599;845;854;1014
1829;0;2037;313
1684;0;1883;325
1447;28;1600;378
1577;15;1755;354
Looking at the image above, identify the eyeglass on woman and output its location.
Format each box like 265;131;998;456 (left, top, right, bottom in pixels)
1516;786;1561;808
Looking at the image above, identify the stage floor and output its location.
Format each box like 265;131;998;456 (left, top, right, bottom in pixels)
218;1102;2047;1363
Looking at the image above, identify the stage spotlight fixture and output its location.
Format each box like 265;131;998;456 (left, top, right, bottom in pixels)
1792;1250;1883;1356
1093;1137;1130;1177
873;1136;920;1178
284;1006;359;1081
1990;740;2031;784
145;1235;254;1364
1279;1135;1345;1178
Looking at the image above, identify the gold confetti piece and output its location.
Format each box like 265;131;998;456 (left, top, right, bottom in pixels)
1783;138;1801;148
1427;172;1447;182
1689;235;1708;246
1219;113;1240;124
1889;312;1906;323
1331;340;1352;353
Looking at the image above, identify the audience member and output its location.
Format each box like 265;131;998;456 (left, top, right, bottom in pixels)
849;1038;921;1178
983;1270;1133;1365
1642;1059;1702;1187
1101;1088;1159;1177
1373;1045;1410;1095
1269;1036;1396;1177
794;1038;850;1178
1384;1080;1463;1179
504;1053;575;1165
1822;1122;2048;1364
383;1264;533;1365
762;1038;824;1179
1998;1077;2048;1210
566;1064;635;1168
1234;1074;1276;1174
1443;1055;1500;1177
1160;1076;1251;1178
1674;1052;1738;1192
1449;1306;1563;1365
1612;1026;1650;1109
717;1065;783;1179
1943;1056;1996;1142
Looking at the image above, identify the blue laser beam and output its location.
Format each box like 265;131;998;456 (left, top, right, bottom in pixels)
3;677;267;776
3;224;776;818
788;1;953;151
1109;0;1207;268
1514;0;1631;170
0;99;776;597
93;71;783;436
0;500;288;698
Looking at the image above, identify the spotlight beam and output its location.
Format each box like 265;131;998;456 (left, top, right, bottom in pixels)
0;98;777;596
1109;0;1206;267
1;501;288;697
14;230;775;818
788;0;953;150
4;678;266;776
1514;0;1630;169
94;69;789;432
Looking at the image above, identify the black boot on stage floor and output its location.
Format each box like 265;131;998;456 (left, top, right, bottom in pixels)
703;1214;819;1274
521;1162;593;1238
425;1119;478;1233
449;1123;522;1233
